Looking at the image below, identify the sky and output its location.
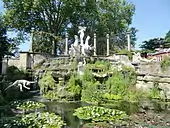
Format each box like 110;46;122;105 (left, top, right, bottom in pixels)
0;0;170;50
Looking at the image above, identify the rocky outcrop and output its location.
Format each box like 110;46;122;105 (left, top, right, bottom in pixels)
136;62;170;99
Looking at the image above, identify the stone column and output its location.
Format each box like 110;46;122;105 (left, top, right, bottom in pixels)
127;30;131;51
106;34;109;56
65;32;68;55
52;40;56;55
93;33;97;56
30;29;34;52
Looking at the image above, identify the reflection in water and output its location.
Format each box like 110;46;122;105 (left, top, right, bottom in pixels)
42;99;170;128
43;100;140;128
44;101;89;128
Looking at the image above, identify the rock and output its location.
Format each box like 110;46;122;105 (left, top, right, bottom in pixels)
34;54;46;66
136;81;153;91
43;62;50;68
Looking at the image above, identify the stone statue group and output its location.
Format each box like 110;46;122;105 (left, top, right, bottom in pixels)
69;26;93;56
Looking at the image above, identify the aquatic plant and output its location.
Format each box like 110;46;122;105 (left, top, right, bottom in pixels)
16;101;45;112
73;106;127;122
20;112;65;128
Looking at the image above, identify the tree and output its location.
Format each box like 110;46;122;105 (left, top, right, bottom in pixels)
3;0;135;55
0;14;10;74
3;0;82;54
140;30;170;51
69;0;136;54
164;30;170;48
140;38;163;51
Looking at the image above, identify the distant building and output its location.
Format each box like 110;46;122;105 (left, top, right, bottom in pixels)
147;48;170;61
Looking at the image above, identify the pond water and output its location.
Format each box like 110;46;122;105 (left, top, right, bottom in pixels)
32;95;170;128
1;95;170;128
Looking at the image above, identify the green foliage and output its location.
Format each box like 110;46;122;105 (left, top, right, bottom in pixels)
82;65;95;82
81;81;102;104
94;60;111;71
105;71;126;95
164;30;170;45
43;91;59;101
6;66;28;82
38;72;57;93
117;50;133;60
3;0;135;54
121;65;137;86
140;38;163;51
161;56;170;71
148;83;161;99
16;101;45;112
0;116;22;128
66;73;82;100
124;90;143;102
102;93;122;100
20;112;65;128
73;106;127;122
0;14;11;58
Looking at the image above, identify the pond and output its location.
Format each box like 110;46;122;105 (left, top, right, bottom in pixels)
1;95;170;128
32;96;170;128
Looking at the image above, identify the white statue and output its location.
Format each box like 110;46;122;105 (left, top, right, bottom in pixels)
73;35;79;56
73;35;79;47
5;80;35;92
78;26;86;46
81;36;91;56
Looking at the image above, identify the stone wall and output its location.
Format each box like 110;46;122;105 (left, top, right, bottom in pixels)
136;61;170;99
1;52;51;74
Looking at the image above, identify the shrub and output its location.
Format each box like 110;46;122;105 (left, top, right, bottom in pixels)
82;65;95;82
6;66;27;82
117;50;133;61
81;81;103;104
105;71;126;95
121;65;137;86
66;73;82;100
161;56;170;71
38;72;57;93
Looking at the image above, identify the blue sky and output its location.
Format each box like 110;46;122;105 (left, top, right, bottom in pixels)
0;0;170;50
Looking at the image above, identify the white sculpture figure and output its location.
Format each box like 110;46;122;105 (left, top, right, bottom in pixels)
73;35;79;47
5;80;35;92
78;26;86;46
73;35;79;56
82;36;91;56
